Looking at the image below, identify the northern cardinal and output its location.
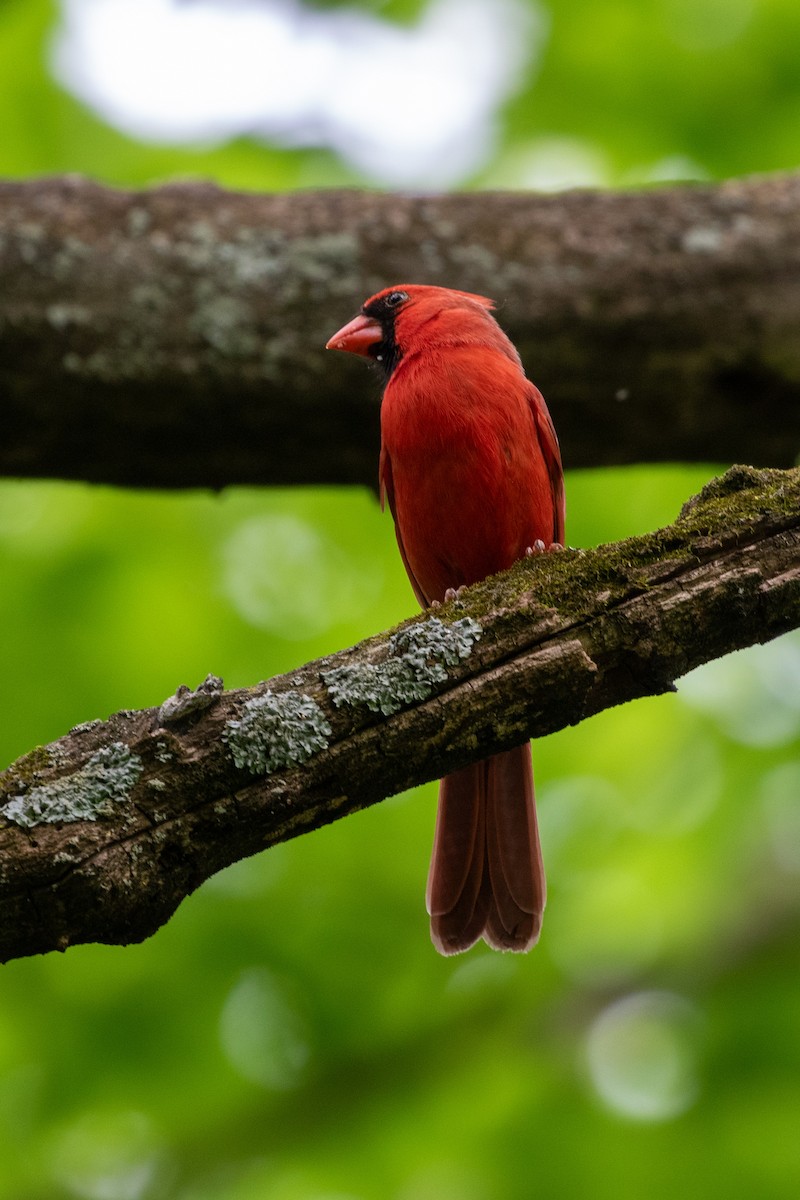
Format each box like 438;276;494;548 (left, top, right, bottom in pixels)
327;285;564;954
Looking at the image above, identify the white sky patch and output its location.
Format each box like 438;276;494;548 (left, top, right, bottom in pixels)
51;0;545;185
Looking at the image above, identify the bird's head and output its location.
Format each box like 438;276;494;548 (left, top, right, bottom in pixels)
326;284;501;379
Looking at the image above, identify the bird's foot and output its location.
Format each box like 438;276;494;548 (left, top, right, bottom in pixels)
525;540;565;556
444;585;467;602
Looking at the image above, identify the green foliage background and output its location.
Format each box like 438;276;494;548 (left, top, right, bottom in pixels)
1;2;799;1198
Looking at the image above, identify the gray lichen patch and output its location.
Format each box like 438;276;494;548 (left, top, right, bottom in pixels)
154;741;175;764
46;303;92;330
189;293;259;358
1;743;143;829
681;224;724;253
225;690;332;776
323;616;483;717
158;673;224;725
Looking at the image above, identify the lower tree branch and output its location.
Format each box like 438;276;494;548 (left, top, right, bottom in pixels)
1;174;800;489
1;464;798;963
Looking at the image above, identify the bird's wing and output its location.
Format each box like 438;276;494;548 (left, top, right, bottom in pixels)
379;442;431;608
527;382;566;544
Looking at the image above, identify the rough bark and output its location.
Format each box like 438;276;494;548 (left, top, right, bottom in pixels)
1;464;798;964
1;173;799;491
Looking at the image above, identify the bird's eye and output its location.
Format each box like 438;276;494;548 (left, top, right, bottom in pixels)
385;290;408;308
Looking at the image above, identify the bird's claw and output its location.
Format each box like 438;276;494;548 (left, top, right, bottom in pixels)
525;540;564;556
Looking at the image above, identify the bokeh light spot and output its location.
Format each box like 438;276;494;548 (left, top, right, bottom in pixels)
47;1109;166;1200
220;511;380;639
586;990;702;1122
679;634;800;748
487;135;611;191
219;967;311;1090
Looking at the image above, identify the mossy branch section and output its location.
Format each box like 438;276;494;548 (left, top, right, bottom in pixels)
1;174;800;490
0;465;798;964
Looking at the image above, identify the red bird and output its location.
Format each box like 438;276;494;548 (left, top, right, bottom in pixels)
327;285;564;955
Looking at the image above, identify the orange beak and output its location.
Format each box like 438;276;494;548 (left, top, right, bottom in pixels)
326;313;383;357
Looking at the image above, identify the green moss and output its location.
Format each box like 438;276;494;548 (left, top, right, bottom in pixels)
323;615;482;716
677;464;795;522
0;744;53;798
1;743;143;829
443;465;800;624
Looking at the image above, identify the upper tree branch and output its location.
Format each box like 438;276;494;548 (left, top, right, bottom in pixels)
1;173;799;490
1;465;798;964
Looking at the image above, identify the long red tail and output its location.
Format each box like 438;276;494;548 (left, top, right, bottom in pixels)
426;744;546;955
